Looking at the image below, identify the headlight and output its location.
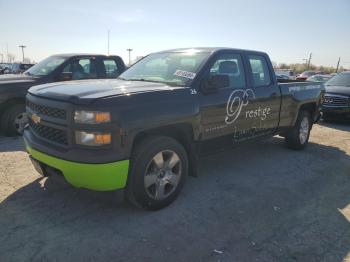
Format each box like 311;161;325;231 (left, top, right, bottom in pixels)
74;111;111;124
75;131;111;146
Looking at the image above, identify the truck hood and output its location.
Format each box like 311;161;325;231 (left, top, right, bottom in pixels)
28;79;185;104
325;85;350;96
0;74;37;84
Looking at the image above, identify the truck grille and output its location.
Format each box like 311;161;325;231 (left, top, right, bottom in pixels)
323;95;349;107
26;100;66;119
29;120;68;145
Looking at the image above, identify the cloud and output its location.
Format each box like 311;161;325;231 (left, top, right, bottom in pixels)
117;9;145;23
67;7;146;24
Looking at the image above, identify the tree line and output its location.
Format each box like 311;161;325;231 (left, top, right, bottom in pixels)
273;62;346;74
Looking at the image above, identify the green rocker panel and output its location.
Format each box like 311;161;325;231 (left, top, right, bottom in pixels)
25;144;129;191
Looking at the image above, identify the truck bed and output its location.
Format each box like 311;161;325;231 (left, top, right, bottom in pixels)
277;80;324;129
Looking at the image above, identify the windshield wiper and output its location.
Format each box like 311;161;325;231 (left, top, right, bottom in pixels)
127;78;163;83
128;78;147;81
120;78;183;87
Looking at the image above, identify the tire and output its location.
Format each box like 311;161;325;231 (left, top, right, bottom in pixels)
125;136;188;210
285;110;312;150
322;113;331;122
0;103;27;136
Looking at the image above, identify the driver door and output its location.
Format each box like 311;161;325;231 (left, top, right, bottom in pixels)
59;58;97;81
199;52;252;142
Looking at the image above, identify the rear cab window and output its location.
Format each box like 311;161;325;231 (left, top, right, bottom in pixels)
248;55;271;87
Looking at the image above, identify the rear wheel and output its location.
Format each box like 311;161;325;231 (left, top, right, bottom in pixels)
125;136;188;210
0;103;27;136
322;113;331;122
285;111;312;150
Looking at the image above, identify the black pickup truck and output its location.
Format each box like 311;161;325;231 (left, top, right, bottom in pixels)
0;54;126;136
24;48;324;210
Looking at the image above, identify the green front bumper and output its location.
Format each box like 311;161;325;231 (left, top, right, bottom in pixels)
26;145;129;191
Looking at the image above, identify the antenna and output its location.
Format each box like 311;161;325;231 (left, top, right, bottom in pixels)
336;57;340;73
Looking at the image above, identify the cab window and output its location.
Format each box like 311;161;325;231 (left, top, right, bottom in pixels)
103;59;119;78
248;55;271;87
62;58;97;80
209;53;246;89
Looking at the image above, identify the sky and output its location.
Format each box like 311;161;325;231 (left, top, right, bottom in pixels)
0;0;349;68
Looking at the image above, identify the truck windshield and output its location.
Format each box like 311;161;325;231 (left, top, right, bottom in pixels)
25;56;66;76
119;51;210;86
326;73;350;87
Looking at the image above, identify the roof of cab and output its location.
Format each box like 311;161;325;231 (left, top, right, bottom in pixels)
156;47;267;55
51;53;119;58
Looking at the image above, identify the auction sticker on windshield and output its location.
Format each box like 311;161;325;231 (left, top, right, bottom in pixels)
174;70;196;79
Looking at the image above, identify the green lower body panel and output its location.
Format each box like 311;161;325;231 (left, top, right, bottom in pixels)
26;145;129;191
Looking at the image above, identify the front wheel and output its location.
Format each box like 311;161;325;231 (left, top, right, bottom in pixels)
125;136;188;210
285;111;312;150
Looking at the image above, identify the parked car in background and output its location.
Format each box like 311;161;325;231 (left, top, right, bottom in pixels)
296;71;319;81
322;71;350;121
0;64;11;74
0;53;126;136
10;63;35;74
275;69;295;79
307;74;333;83
275;73;290;80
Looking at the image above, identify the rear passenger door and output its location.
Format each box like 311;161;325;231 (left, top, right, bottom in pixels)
244;53;281;136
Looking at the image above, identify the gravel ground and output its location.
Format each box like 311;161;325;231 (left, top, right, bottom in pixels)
0;122;350;262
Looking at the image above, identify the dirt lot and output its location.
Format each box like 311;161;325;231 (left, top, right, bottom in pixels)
0;122;350;262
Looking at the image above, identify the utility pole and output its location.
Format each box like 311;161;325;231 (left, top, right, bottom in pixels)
335;57;340;73
6;43;8;63
307;53;312;70
19;45;26;62
0;54;3;63
126;48;133;65
107;30;110;56
302;58;308;69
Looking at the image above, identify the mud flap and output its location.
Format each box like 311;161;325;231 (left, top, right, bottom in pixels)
189;142;200;177
29;156;45;176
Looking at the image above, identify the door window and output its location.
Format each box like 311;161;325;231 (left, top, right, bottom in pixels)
103;59;119;78
62;58;97;80
209;54;246;89
248;55;271;87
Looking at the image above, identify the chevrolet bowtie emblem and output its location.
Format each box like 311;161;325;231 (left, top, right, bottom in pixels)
31;114;41;124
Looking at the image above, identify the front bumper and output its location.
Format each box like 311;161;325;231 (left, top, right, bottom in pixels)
25;139;129;191
322;106;350;118
322;106;350;113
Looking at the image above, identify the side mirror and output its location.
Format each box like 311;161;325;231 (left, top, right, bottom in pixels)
201;74;230;93
59;72;72;81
